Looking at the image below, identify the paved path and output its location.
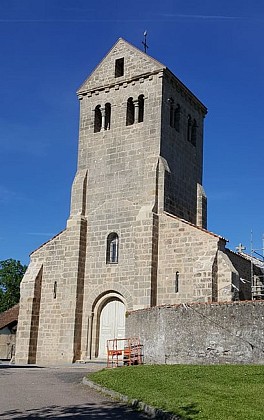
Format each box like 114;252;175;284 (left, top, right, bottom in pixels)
0;363;148;419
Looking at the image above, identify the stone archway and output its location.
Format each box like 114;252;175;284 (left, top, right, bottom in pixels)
89;291;127;359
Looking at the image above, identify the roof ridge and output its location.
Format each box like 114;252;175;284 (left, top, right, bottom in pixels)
163;211;227;241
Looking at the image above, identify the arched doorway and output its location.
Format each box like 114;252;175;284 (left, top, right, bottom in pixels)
98;299;125;358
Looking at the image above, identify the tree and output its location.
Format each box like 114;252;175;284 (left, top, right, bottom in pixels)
0;259;27;313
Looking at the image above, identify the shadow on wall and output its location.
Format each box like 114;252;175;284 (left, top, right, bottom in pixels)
0;402;149;419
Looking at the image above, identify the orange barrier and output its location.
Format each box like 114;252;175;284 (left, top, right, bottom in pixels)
106;337;143;368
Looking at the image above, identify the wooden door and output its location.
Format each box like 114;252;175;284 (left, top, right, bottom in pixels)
98;300;125;357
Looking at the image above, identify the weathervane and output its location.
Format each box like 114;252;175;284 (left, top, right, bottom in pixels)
142;30;149;53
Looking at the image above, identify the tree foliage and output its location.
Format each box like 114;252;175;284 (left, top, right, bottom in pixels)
0;259;27;313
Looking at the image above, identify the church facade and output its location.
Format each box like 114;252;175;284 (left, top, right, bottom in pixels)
16;39;252;364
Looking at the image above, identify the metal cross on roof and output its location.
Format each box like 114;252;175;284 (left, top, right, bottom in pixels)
236;243;246;253
142;30;149;53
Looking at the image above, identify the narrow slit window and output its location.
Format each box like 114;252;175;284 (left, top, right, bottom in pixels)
115;58;124;77
53;281;57;299
174;104;181;132
187;115;192;142
94;105;102;133
106;232;119;264
175;272;179;293
191;119;197;146
126;97;135;126
169;98;174;127
138;94;144;123
105;103;111;130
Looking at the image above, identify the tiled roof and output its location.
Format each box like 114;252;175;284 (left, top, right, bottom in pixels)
0;304;19;330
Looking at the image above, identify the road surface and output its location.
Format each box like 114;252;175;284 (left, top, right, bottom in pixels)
0;362;149;419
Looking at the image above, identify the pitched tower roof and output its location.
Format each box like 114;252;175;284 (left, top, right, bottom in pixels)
77;37;207;114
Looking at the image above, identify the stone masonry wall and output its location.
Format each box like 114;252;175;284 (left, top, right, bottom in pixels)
33;231;67;363
216;250;238;302
157;212;222;304
161;74;206;226
126;301;264;365
16;231;67;364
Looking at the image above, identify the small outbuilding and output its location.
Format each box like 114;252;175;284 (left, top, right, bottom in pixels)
0;304;19;360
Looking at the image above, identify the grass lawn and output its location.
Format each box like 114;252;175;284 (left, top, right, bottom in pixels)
89;364;264;420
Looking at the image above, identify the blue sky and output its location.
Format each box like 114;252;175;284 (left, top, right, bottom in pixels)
0;0;263;265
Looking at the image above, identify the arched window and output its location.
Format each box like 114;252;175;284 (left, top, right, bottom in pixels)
138;94;144;123
174;104;181;132
191;119;197;146
126;97;135;126
94;105;102;133
106;232;119;264
187;115;192;142
105;103;111;130
169;98;174;127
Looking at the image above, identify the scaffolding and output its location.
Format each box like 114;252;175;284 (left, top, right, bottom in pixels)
106;337;143;368
251;234;264;300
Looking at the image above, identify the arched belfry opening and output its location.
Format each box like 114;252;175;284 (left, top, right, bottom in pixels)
138;94;144;123
126;97;135;126
105;103;111;130
94;105;102;132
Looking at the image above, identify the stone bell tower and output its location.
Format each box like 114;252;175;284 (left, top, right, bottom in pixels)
68;38;207;358
16;38;208;364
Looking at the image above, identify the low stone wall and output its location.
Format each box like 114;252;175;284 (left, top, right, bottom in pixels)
126;301;264;364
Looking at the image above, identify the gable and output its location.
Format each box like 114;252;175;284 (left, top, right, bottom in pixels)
77;38;165;94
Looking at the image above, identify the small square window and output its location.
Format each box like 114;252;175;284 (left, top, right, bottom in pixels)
115;58;124;78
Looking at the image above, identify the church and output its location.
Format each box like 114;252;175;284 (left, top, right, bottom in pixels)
16;38;254;364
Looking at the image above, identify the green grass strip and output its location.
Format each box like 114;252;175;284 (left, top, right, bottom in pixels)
89;364;264;420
